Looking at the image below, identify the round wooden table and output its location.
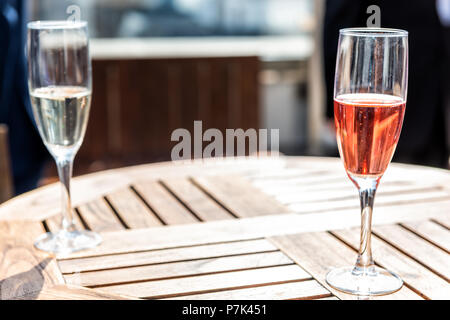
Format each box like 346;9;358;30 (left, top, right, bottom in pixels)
0;156;449;300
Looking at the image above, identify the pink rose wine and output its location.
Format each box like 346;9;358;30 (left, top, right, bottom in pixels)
334;93;406;177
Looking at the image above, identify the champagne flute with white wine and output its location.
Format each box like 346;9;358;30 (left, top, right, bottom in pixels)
27;21;101;254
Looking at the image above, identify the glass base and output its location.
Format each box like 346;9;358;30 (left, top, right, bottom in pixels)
34;230;102;255
326;266;403;296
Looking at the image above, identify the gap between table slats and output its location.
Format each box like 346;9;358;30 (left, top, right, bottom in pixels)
46;176;245;232
371;224;450;282
399;220;450;253
56;206;450;260
64;251;295;287
58;238;277;274
431;215;450;230
167;279;332;300
330;222;450;299
105;188;163;228
269;231;424;300
76;198;125;232
132;180;203;225
95;265;312;299
160;178;235;221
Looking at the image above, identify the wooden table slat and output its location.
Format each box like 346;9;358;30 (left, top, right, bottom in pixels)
133;181;199;225
333;227;450;300
317;296;340;300
58;239;277;274
287;190;450;214
373;224;450;281
59;204;450;260
96;265;311;299
45;211;85;232
168;279;331;300
193;175;289;218
244;165;332;178
432;214;450;230
260;179;421;198
250;171;346;186
333;229;450;299
0;157;275;222
1;156;449;300
269;232;423;300
77;198;125;232
12;284;135;300
400;220;450;253
0;220;45;239
106;187;163;228
64;251;293;287
275;184;443;205
161;178;234;221
0;222;65;300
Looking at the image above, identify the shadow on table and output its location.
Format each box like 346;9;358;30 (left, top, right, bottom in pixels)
0;258;52;300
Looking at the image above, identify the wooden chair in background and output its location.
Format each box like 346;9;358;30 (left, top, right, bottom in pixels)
71;56;260;175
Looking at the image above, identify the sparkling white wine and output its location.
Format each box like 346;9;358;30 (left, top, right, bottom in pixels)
30;86;91;158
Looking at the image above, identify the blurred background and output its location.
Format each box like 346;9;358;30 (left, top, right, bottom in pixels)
0;0;448;199
30;0;322;180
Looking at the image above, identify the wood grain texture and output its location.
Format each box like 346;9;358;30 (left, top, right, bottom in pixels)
61;200;450;260
400;220;450;253
77;57;260;175
0;156;449;300
245;167;331;180
251;172;349;193
45;211;85;232
161;178;234;221
431;214;450;230
12;285;135;300
97;265;311;299
168;279;331;300
64;252;293;287
133;180;198;225
269;232;422;300
0;222;65;300
77;198;124;232
58;239;277;274
0;157;275;222
253;157;450;201
193;175;289;217
372;224;450;281
1;156;448;223
317;296;340;300
286;190;450;214
274;184;444;205
106;187;162;228
0;220;44;240
333;227;450;300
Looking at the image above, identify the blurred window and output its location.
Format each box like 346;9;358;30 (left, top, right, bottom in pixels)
29;0;314;38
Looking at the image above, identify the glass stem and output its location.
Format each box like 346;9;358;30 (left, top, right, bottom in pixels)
56;158;76;232
353;176;379;270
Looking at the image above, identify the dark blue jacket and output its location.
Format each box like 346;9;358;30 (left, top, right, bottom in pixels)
0;0;49;194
